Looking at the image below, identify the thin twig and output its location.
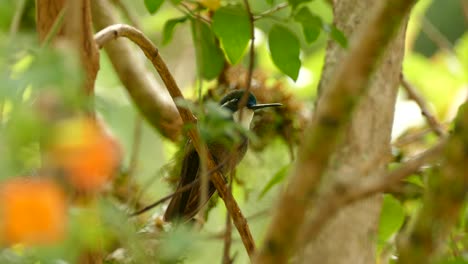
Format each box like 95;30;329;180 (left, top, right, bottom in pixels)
222;170;235;264
9;0;26;38
253;2;288;21
130;178;200;216
127;116;143;207
41;7;66;48
238;0;255;117
111;0;141;27
128;116;143;178
400;73;446;137
300;138;446;245
94;23;255;261
178;2;211;24
421;17;454;54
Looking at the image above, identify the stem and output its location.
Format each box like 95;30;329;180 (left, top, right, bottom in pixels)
94;24;256;259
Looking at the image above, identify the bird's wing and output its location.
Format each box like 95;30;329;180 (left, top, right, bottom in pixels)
164;143;218;221
163;144;200;221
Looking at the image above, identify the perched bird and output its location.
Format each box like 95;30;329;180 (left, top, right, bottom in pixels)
164;90;282;221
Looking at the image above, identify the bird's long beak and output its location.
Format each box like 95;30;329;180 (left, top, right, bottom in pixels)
249;103;282;110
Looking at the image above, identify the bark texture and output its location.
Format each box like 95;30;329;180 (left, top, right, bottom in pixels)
301;1;408;263
36;0;100;94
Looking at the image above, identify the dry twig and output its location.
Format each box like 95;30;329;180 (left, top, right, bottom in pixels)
400;73;446;136
94;24;256;259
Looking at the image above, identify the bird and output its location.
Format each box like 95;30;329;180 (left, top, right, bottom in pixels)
164;90;282;222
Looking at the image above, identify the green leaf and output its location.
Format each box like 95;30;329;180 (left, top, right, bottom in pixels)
377;194;405;249
258;165;290;199
162;16;188;45
436;259;468;264
191;19;225;80
288;0;313;8
268;25;301;81
212;5;251;64
328;25;348;48
294;7;322;43
170;0;182;4
144;0;164;14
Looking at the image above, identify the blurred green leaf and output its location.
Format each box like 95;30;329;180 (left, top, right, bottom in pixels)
288;0;313;8
191;19;225;80
268;25;301;81
294;7;322;43
436;259;468;264
159;225;198;263
162;16;188;45
378;194;405;249
212;4;251;64
144;0;164;14
405;174;424;188
326;25;348;48
258;164;290;199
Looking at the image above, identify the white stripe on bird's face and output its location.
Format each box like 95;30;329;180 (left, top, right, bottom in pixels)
233;108;254;129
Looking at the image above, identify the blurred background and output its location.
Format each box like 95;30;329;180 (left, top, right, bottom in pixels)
0;0;467;263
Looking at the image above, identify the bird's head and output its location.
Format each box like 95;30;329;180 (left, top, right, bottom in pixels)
219;90;282;129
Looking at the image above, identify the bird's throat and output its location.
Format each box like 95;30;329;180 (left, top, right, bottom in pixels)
233;109;254;129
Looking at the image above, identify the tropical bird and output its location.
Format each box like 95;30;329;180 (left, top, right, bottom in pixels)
164;90;282;221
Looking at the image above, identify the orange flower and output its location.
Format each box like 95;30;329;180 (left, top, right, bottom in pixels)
0;178;67;246
50;117;121;192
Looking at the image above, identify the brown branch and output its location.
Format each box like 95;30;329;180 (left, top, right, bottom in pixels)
400;73;446;137
222;171;235;264
255;1;418;263
91;0;182;141
397;102;468;264
64;0;100;95
238;0;255;117
299;138;446;244
94;24;256;258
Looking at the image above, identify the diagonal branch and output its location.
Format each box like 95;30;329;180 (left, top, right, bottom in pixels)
255;0;418;263
94;24;256;259
400;73;446;137
300;138;446;244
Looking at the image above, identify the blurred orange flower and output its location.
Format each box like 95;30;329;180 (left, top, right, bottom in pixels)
50;117;121;192
0;178;67;246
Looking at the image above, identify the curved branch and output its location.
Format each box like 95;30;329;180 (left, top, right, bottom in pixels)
91;0;182;141
94;23;256;259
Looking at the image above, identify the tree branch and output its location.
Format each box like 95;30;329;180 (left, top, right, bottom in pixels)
255;1;417;263
300;138;446;244
91;0;182;141
400;73;446;137
94;24;256;259
397;102;468;263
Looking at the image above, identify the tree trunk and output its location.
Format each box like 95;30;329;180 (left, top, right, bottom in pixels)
301;1;408;263
36;0;99;94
